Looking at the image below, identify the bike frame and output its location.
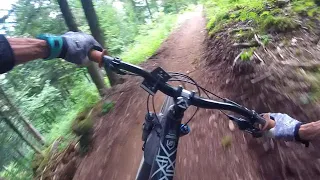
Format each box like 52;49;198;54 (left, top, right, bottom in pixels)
137;97;185;180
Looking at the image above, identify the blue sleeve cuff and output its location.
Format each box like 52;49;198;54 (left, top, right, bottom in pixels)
37;34;63;60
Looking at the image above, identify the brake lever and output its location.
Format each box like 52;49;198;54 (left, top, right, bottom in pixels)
228;115;263;138
103;57;127;75
223;99;269;128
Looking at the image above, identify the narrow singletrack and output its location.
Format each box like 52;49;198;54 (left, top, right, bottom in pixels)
74;8;263;180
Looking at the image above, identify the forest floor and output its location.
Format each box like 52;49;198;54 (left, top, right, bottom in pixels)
65;7;320;180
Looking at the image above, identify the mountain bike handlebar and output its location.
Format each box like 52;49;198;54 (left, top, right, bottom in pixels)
89;50;275;132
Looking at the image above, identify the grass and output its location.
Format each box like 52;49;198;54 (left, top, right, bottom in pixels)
120;13;178;64
240;48;255;61
305;70;320;102
101;101;114;115
204;0;320;36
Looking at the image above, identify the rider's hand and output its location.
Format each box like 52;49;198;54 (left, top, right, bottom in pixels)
60;32;102;64
262;113;302;141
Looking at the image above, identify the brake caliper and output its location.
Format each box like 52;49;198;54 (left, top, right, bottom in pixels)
142;112;155;142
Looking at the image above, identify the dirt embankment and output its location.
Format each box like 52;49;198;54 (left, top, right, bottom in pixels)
203;11;320;180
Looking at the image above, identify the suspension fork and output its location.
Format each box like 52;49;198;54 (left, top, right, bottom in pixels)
149;102;186;180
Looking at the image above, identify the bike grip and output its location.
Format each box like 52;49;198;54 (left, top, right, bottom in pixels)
89;49;105;67
261;114;276;130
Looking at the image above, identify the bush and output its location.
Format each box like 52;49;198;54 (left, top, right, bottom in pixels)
101;101;114;115
293;0;319;17
262;15;298;32
45;80;99;144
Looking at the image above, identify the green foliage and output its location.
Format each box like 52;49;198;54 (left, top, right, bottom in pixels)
260;34;270;45
45;80;99;143
96;2;138;55
292;0;320;17
240;48;255;61
102;101;114;115
205;2;231;34
0;162;32;180
236;30;255;41
72;108;94;135
121;14;177;64
12;0;67;36
239;11;258;22
305;70;320;101
204;0;317;35
261;15;298;32
163;0;195;13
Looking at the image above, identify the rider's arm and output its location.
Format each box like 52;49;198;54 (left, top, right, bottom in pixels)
298;121;320;141
264;113;319;143
7;38;49;65
0;32;102;74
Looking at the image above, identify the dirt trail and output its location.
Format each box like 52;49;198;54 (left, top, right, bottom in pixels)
73;9;205;180
74;8;267;180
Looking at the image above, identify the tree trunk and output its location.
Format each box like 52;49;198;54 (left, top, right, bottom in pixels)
80;0;123;86
83;70;92;83
57;0;107;96
57;0;79;31
145;0;153;19
87;62;107;95
0;112;42;155
0;87;45;145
